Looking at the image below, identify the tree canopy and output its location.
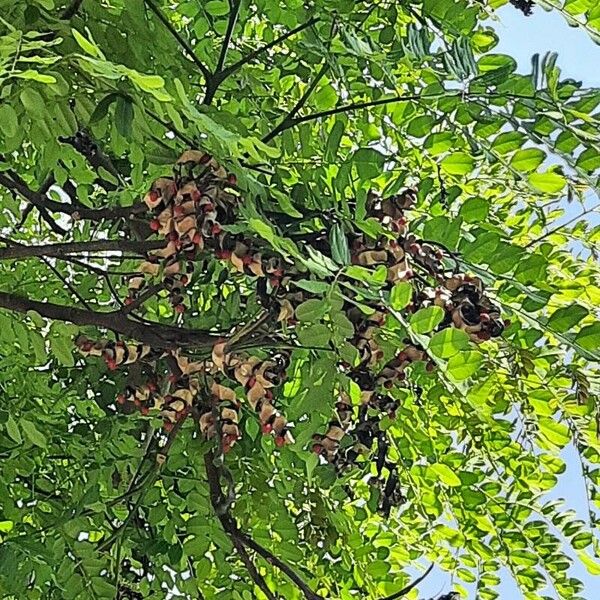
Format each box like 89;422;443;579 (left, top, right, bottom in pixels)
1;1;600;599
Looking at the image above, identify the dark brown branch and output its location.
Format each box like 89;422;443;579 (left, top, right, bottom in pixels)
219;17;319;81
263;62;330;143
231;536;277;600
144;0;211;80
263;91;461;141
0;238;165;260
0;291;219;349
0;171;67;235
378;563;434;600
217;0;241;74
41;256;92;310
204;451;319;600
0;171;146;222
203;0;242;104
61;0;84;19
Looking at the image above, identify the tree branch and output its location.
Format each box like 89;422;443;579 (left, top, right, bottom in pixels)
0;291;219;349
216;0;241;75
0;171;146;223
203;0;242;104
204;451;319;600
219;17;320;81
0;238;164;260
144;0;211;81
0;171;67;235
262;61;330;143
378;563;434;600
231;535;278;600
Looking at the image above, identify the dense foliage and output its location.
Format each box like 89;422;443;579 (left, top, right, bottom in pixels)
1;1;600;599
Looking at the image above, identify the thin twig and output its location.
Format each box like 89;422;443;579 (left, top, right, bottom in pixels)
378;563;434;600
263;61;330;142
216;0;241;74
144;0;211;80
41;256;92;310
219;17;320;80
203;451;319;600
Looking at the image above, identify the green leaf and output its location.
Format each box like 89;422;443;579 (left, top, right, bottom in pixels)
447;351;483;380
295;299;328;322
50;336;75;367
330;223;351;266
510;148;546;172
538;418;570;448
326;120;345;160
547;304;588;333
576;551;600;576
441;152;475;175
528;171;567;193
72;28;104;58
390;282;413;310
5;415;21;444
429;463;462;487
21;419;47;448
410;306;444;334
14;70;56;84
575;323;600;351
428;328;470;359
459;197;489;223
115;95;133;139
0;104;18;138
19;88;45;114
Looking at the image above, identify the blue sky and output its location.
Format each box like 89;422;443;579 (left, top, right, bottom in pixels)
415;5;600;599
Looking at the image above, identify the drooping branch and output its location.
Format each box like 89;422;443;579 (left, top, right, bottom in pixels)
0;291;219;349
262;61;330;143
0;238;165;260
0;171;146;223
0;171;67;235
377;563;434;600
144;0;211;81
218;17;320;81
204;451;319;600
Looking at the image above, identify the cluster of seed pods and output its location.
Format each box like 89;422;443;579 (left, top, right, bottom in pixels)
75;150;507;506
76;336;292;452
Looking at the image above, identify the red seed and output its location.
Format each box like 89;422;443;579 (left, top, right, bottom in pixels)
274;436;286;448
247;377;256;389
262;423;273;434
270;278;280;287
116;394;126;405
163;421;174;432
150;219;160;231
211;224;222;236
140;406;150;415
227;174;237;185
312;443;323;455
174;304;186;314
